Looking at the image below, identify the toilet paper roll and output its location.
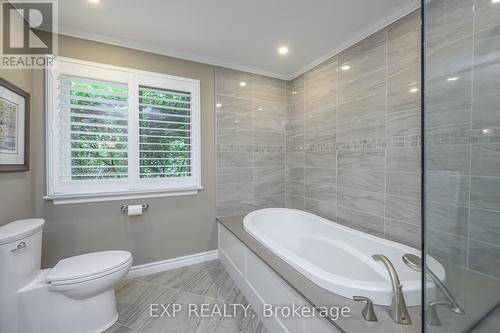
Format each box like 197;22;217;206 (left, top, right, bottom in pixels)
127;205;143;216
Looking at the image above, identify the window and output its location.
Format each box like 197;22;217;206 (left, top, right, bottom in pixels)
46;58;201;204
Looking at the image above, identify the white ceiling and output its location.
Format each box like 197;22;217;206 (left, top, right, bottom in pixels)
58;0;420;80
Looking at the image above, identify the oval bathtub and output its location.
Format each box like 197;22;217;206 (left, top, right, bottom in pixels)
243;208;444;306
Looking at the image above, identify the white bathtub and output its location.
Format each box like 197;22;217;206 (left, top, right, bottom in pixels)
243;208;444;306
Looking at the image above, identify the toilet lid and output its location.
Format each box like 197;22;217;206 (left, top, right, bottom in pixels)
46;250;132;283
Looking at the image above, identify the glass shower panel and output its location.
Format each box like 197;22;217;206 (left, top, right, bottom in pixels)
424;0;500;332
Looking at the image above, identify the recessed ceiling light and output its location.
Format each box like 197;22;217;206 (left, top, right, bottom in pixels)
278;47;289;55
239;81;246;87
483;128;492;134
447;76;459;81
257;107;263;111
291;90;298;95
409;87;419;93
341;65;351;71
216;103;222;108
88;0;100;3
492;0;500;4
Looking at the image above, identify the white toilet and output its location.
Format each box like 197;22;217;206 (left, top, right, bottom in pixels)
0;218;133;333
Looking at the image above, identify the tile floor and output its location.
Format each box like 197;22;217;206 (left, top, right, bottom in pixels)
105;260;268;333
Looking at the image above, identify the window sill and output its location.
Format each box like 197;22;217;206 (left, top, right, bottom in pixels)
44;187;203;205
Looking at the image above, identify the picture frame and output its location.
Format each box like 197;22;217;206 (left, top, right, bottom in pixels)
0;77;30;172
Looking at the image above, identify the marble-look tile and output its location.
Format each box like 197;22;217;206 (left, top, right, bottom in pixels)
217;127;253;145
255;195;286;209
216;200;254;217
286;181;305;197
387;61;420;114
285;152;304;167
217;152;253;168
305;152;336;169
217;183;254;202
138;263;208;289
304;167;335;184
471;144;500;177
469;240;500;279
426;35;473;81
254;102;285;145
471;60;500;130
337;93;386;122
339;29;387;83
304;106;336;145
337;149;385;171
180;267;243;303
286;103;304;146
426;230;468;266
386;108;421;137
254;152;284;168
255;181;285;198
287;75;304;106
336;205;384;237
474;0;500;33
253;74;286;103
386;147;421;172
386;172;420;199
254;167;285;183
470;208;500;246
337;169;385;193
217;168;253;185
304;56;338;112
286;166;304;183
425;0;474;50
388;11;420;76
216;95;253;129
470;176;500;211
424;172;470;206
304;182;336;201
385;219;421;249
339;68;386;104
425;68;472;108
426;144;470;174
336;115;386;141
424;99;471;134
285;195;305;210
304;198;336;221
216;67;253;99
425;201;468;237
337;187;385;216
385;195;421;225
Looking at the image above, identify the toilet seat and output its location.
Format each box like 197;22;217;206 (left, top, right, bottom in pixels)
46;250;132;286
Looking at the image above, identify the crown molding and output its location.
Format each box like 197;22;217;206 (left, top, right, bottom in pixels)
57;0;420;81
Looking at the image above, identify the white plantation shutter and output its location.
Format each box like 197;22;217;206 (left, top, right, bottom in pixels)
47;58;201;203
57;76;129;181
138;86;192;178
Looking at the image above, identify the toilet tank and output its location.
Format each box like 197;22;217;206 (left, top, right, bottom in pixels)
0;219;44;333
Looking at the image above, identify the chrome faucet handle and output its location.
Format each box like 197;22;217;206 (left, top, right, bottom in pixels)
426;300;451;326
353;296;378;322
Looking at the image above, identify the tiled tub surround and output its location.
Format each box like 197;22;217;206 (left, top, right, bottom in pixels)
285;11;422;248
216;68;287;217
424;0;500;282
216;12;422;248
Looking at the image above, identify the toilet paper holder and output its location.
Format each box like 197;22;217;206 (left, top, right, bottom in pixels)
120;203;149;212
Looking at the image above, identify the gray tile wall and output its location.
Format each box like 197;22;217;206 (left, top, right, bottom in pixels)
216;11;422;249
425;0;500;280
285;11;422;249
216;68;287;216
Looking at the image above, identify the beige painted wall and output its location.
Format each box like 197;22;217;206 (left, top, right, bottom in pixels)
0;69;35;225
25;35;216;267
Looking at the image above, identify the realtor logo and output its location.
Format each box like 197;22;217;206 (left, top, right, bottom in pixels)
1;0;57;68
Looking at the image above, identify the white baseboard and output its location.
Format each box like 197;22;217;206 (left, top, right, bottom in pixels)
126;249;219;279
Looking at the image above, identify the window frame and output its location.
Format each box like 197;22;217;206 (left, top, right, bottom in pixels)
45;57;202;205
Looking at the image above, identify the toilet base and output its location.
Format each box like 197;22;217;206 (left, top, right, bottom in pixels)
17;270;119;333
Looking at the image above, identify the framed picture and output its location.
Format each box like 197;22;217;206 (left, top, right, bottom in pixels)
0;78;30;172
